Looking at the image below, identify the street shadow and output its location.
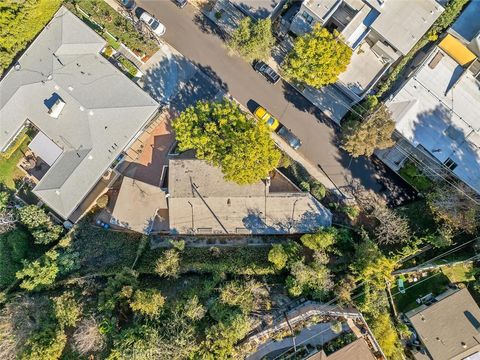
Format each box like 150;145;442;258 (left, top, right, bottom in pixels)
281;81;337;129
192;13;227;40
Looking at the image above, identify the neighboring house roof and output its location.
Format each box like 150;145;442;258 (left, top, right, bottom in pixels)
0;6;159;219
306;338;376;360
167;158;332;234
110;177;169;234
326;338;376;360
369;0;443;55
449;0;480;44
229;0;283;19
407;288;480;360
386;44;480;195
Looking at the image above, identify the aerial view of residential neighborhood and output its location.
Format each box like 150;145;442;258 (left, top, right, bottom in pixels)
1;0;480;358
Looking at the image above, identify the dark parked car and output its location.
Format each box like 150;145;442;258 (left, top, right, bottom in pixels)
277;126;302;150
174;0;188;8
254;60;280;84
119;0;135;10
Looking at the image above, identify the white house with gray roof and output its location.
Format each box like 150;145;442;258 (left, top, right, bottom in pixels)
377;13;480;196
0;6;159;220
288;0;443;121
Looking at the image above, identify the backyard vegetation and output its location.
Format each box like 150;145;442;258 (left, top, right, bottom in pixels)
229;18;274;62
64;0;158;57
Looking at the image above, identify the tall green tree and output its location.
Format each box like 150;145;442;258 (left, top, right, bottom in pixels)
173;100;281;184
17;205;63;245
128;289;165;318
282;25;351;88
16;250;60;291
229;18;274;61
341;103;395;157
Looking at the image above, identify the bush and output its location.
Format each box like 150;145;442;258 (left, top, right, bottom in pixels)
310;182;326;199
154;249;180;278
53;292;81;328
399;161;433;192
299;181;310;192
0;229;31;287
118;56;138;78
268;244;288;270
16;250;60;291
341;205;360;220
129;289;165;318
20;326;67;360
17;205;63;245
96;194;109;208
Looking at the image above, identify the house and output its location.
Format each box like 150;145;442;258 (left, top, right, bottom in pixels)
167;157;332;234
305;337;377;360
0;7;159;221
406;288;480;360
377;7;480;195
228;0;287;20
288;0;443;121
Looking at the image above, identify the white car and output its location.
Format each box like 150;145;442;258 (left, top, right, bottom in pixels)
139;11;166;36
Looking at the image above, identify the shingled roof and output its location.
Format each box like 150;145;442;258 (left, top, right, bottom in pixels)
0;7;159;219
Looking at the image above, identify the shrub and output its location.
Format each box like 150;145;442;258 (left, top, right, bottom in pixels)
154;249;180;278
17;205;63;245
299;181;310;192
170;239;186;251
268;244;288;270
53;292;81;328
16;250;60;291
0;229;30;287
118;56;138;78
129;289;165;318
399;161;433;192
20;326;66;360
310;182;326;199
96;194;109;208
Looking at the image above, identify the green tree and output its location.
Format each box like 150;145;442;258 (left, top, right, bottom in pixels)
229;18;274;61
300;228;338;252
268;243;288;270
53;291;81;328
219;280;259;313
107;324;160;360
370;313;404;359
155;249;180;278
129;289;165;318
341;104;395;157
183;295;206;321
287;258;333;299
0;229;30;287
20;326;66;360
173;100;281;184
0;191;9;212
98;268;139;313
17;205;63;245
282;25;352;88
16;250;59;291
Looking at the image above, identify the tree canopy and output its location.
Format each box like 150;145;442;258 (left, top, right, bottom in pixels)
173;100;281;184
229;18;274;61
282;25;352;88
341;103;396;157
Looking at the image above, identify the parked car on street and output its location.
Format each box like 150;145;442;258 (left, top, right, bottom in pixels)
174;0;188;8
254;106;280;131
253;60;280;84
277;126;302;150
137;8;166;36
119;0;136;10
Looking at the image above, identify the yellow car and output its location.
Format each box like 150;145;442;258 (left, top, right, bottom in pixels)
254;106;280;131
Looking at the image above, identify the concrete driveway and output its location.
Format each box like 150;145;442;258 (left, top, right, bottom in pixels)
134;0;415;204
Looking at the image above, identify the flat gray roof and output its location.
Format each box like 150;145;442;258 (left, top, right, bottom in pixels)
387;46;480;194
168;158;332;234
407;288;480;360
230;0;282;19
0;7;159;219
370;0;444;55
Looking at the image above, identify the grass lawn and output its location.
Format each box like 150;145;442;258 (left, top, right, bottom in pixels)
441;262;475;283
0;137;30;189
392;271;450;313
395;199;436;236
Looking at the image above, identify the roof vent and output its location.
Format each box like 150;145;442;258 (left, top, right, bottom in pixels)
79;106;85;112
68;86;73;91
462;342;467;348
55;190;60;195
47;97;66;119
88;110;94;116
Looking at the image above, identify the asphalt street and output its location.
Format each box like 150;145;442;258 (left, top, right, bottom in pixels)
136;0;415;203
